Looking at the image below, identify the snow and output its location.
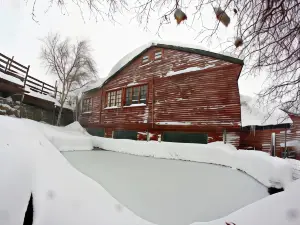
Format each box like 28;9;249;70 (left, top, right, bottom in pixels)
92;137;293;188
0;115;299;225
240;95;293;126
124;103;146;107
280;140;300;148
106;40;237;85
63;150;268;225
127;81;139;87
192;179;300;225
156;121;192;125
25;86;74;110
166;64;216;77
0;103;17;111
23;119;93;151
286;158;300;180
105;106;121;109
0;115;155;225
0;70;24;86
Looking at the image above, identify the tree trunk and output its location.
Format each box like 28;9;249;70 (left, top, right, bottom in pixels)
56;106;64;126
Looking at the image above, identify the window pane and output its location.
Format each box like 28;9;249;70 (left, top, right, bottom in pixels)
132;87;139;103
110;91;116;107
107;92;111;107
140;85;147;103
116;90;122;107
126;88;132;105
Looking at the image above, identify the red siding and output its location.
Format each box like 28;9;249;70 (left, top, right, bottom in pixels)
80;46;243;147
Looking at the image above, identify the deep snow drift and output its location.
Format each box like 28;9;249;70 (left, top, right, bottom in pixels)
0;116;299;225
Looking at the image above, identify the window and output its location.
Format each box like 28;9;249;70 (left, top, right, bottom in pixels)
154;51;162;60
82;98;92;112
125;85;148;105
107;90;122;107
142;55;149;63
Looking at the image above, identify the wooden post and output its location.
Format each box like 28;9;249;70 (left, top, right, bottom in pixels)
4;59;9;72
223;129;227;144
271;132;276;156
8;56;14;71
21;65;30;104
284;127;287;158
41;83;44;94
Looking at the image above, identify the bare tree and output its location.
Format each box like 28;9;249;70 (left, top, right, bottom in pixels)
33;0;299;117
40;33;97;125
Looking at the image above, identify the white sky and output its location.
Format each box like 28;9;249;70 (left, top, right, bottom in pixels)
0;0;268;96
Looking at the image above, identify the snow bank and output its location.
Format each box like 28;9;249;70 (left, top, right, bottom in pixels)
18;119;293;188
286;158;300;180
0;116;155;225
192;178;300;225
24;119;93;151
92;137;293;188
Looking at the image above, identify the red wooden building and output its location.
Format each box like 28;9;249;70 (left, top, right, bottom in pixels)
79;41;300;158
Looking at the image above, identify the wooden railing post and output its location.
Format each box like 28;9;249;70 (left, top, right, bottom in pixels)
41;83;44;94
8;56;14;71
4;59;9;72
23;65;30;87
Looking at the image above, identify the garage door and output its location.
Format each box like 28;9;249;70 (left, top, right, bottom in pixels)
86;128;105;137
114;130;137;140
163;132;208;144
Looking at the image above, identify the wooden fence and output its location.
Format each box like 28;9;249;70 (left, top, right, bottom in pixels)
0;53;58;98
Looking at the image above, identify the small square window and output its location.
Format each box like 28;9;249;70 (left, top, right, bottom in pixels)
155;51;162;59
142;55;149;63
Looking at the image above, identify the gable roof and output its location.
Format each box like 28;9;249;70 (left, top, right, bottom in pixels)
104;40;244;86
85;40;244;93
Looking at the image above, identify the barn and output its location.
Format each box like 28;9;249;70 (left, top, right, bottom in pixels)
79;41;300;159
80;41;243;146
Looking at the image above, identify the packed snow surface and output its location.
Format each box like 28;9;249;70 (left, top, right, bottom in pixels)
0;116;299;225
92;138;293;189
63;150;268;225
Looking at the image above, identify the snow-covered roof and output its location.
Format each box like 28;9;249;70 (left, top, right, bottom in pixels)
81;40;244;94
106;40;243;84
240;95;293;127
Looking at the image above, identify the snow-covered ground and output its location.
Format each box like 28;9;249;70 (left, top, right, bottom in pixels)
63;150;268;225
0;116;300;225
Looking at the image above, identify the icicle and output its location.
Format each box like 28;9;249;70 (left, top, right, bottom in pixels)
234;37;243;48
214;7;230;27
174;8;187;25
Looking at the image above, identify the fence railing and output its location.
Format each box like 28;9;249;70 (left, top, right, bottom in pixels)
0;53;58;98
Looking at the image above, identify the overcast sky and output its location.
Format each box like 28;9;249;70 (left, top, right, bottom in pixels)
0;0;268;96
